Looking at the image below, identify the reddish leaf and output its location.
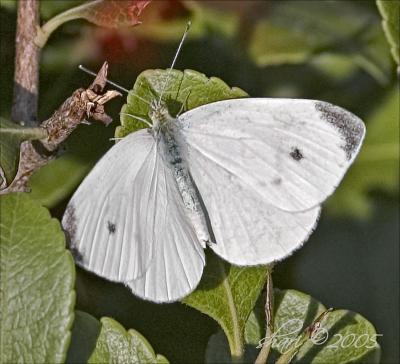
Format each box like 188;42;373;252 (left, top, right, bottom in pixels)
81;0;151;28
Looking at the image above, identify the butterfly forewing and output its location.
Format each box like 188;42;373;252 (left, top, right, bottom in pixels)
178;98;365;212
62;130;158;281
62;129;205;301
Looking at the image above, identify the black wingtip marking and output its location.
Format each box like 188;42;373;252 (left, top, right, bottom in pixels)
63;204;77;246
290;147;304;161
315;101;365;160
107;221;116;234
63;204;84;264
69;246;84;264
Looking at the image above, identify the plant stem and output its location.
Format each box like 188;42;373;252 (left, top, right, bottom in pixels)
1;63;120;193
36;5;85;48
255;266;274;364
255;325;273;364
217;260;244;360
11;0;40;125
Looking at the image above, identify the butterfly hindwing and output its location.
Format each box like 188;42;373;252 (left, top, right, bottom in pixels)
127;143;205;302
180;134;320;265
176;98;364;265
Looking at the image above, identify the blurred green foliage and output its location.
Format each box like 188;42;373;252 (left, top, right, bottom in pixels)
326;87;399;217
377;0;400;65
0;1;398;363
249;0;392;85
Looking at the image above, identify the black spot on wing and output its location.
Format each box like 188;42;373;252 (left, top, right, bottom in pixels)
315;101;365;160
290;147;304;161
272;177;282;185
107;221;116;234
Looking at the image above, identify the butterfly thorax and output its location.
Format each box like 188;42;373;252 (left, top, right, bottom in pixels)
149;100;175;137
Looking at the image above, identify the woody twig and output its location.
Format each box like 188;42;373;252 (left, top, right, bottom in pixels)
5;1;120;194
11;0;40;125
2;62;121;194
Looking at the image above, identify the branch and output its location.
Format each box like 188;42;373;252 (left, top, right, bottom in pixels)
1;62;121;194
11;0;40;125
255;266;274;364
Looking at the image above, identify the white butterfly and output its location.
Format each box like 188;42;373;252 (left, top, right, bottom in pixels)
62;87;365;302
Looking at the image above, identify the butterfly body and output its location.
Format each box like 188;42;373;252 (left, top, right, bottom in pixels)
153;103;211;248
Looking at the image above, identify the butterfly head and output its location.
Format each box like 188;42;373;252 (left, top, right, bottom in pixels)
149;99;174;134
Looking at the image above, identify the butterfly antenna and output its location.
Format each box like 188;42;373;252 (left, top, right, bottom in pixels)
119;112;153;128
78;65;150;106
158;21;191;103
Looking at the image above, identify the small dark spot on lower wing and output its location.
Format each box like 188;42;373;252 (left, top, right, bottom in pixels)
272;177;282;185
290;147;304;161
107;221;116;234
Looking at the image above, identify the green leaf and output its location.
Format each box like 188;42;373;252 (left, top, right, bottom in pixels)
0;118;47;185
66;311;169;364
293;310;381;364
183;253;268;359
327;87;400;217
271;289;327;354
205;331;232;364
377;0;400;65
248;289;381;364
205;329;261;364
244;302;266;347
240;289;326;362
74;271;217;364
0;193;75;363
249;0;392;83
275;308;334;364
66;311;101;364
88;317;169;364
118;68;247;137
